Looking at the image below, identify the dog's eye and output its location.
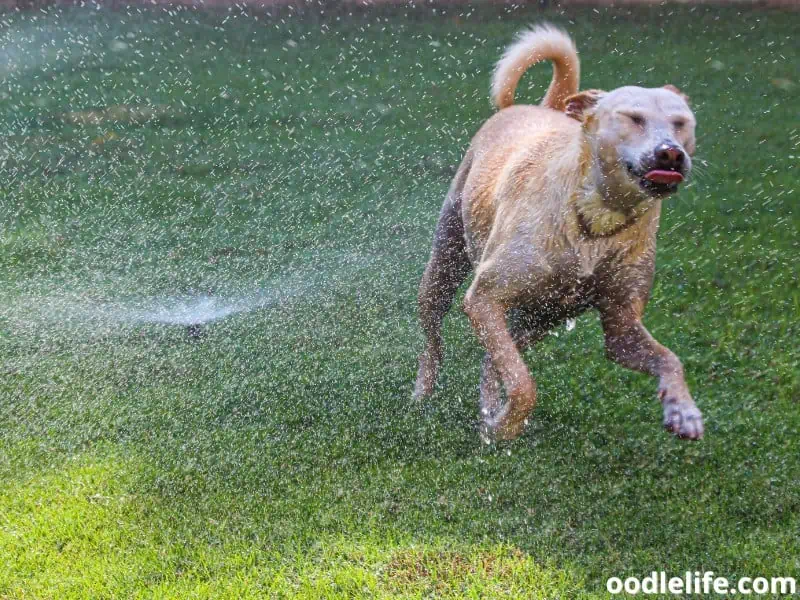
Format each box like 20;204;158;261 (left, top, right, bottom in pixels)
627;114;646;127
672;120;686;130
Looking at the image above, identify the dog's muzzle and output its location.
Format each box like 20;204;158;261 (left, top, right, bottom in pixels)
627;143;689;196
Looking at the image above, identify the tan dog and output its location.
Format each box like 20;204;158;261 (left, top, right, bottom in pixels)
413;25;703;442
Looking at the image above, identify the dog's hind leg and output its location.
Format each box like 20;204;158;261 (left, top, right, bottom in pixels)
413;160;473;400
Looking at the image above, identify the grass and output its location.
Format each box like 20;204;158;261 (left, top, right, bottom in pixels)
0;2;798;598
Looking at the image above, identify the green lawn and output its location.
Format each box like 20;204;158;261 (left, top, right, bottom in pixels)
0;3;798;598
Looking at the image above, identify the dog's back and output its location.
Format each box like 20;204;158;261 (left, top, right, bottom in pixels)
460;105;585;263
452;25;586;261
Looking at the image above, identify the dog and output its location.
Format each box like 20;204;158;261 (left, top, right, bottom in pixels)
413;25;703;442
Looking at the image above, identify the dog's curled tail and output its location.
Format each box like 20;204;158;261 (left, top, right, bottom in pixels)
491;24;580;112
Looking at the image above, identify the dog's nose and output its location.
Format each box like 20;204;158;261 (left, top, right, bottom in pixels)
654;143;686;170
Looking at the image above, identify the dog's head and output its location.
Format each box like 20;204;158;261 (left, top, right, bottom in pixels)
566;85;696;203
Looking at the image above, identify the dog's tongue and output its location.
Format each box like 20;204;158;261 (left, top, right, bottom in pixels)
644;170;684;184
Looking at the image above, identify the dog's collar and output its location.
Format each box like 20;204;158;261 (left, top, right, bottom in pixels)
573;189;657;238
576;206;658;239
576;209;629;238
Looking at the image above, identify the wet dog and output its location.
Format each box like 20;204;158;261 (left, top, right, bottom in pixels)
413;25;703;442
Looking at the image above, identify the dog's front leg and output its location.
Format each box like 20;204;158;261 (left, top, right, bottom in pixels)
480;320;547;423
464;287;537;442
600;304;704;440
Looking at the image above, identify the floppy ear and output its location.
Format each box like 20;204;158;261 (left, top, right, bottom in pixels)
565;89;605;122
663;84;690;104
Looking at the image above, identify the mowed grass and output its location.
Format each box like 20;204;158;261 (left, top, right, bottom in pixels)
0;3;798;598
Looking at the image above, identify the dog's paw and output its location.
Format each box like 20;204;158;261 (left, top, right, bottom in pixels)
662;400;704;440
412;364;436;402
412;378;431;402
479;409;528;443
478;420;496;445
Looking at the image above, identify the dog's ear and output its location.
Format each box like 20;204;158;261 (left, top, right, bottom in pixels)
565;89;605;122
663;84;690;104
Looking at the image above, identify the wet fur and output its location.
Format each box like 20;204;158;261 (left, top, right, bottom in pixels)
414;25;704;442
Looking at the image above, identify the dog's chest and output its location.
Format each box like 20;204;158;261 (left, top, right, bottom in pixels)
523;235;633;315
520;254;598;317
